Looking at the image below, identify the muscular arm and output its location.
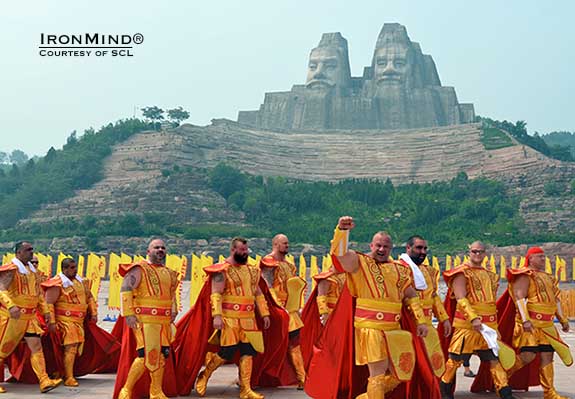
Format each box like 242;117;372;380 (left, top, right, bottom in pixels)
335;252;359;273
0;270;15;291
512;275;529;299
0;271;18;317
451;274;467;300
211;272;225;294
261;267;275;288
120;267;142;292
45;286;60;305
317;279;330;296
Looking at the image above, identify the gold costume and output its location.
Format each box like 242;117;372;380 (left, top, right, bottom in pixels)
42;274;97;386
196;261;270;399
441;263;514;399
260;255;307;388
0;261;61;393
118;260;178;399
507;268;572;399
347;253;418;373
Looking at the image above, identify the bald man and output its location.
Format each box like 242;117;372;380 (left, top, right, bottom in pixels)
441;241;516;399
115;238;179;399
260;234;307;389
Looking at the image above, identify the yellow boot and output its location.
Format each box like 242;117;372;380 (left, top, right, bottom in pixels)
366;374;386;398
63;345;79;387
383;374;400;394
0;359;5;393
196;352;226;397
118;357;146;399
239;356;264;399
540;362;570;399
288;345;306;390
30;351;62;393
149;357;168;399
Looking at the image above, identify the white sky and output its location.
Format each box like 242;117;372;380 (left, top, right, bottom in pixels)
1;0;574;156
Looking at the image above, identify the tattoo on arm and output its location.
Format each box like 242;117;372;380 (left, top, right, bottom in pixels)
262;268;274;287
0;271;14;290
121;271;138;292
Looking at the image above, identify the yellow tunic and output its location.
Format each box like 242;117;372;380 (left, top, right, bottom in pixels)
509;269;563;348
416;264;449;325
346;253;414;365
129;261;178;371
44;276;97;348
445;263;499;354
265;259;304;332
211;262;263;347
0;263;47;358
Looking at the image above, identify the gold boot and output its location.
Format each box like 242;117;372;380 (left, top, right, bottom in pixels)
288;345;306;390
118;357;146;399
540;362;570;399
490;362;516;399
30;351;62;393
149;357;168;399
63;345;79;387
0;358;5;393
196;352;226;397
383;374;400;394
239;356;264;399
366;374;386;398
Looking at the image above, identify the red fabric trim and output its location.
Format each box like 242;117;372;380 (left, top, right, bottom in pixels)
260;255;279;268
40;276;63;290
203;262;229;274
354;308;401;322
0;263;17;272
331;254;345;273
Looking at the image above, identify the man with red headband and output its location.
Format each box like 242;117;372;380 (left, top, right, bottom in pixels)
503;246;572;399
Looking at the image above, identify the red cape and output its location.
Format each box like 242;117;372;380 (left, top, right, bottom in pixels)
173;276;293;396
5;315;119;383
112;316;178;399
305;284;412;399
300;284;322;371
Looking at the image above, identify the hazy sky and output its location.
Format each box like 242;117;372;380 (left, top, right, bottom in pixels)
2;1;574;156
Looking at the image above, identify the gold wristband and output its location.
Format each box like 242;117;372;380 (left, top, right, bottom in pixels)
88;298;98;318
0;291;15;309
405;296;426;325
120;291;135;317
330;226;349;256
210;293;223;317
316;295;330;315
433;295;449;323
457;298;479;322
515;298;530;323
255;294;270;318
47;304;56;324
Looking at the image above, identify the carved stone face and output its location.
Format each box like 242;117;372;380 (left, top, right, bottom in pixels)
306;47;346;89
374;44;410;87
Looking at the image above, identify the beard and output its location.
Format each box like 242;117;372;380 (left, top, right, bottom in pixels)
233;253;249;264
410;254;426;266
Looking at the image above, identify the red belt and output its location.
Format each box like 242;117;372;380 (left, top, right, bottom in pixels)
134;306;172;317
56;308;85;318
455;311;496;323
222;302;255;312
529;311;554;322
355;308;401;322
1;305;36;314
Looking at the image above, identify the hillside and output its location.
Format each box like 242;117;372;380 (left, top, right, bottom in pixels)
8;120;573;252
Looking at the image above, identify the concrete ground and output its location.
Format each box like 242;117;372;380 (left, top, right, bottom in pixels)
3;282;574;398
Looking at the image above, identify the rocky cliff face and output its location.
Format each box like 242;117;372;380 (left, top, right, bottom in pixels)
20;120;575;238
238;23;474;130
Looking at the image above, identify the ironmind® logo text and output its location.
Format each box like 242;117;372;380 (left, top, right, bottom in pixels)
38;33;144;57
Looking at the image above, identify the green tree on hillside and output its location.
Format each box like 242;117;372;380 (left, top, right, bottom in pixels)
167;107;190;126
